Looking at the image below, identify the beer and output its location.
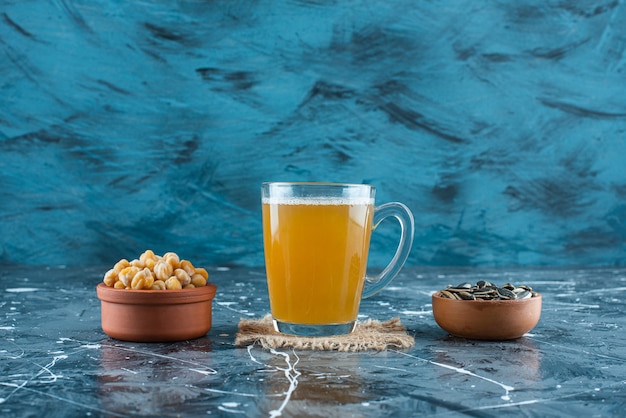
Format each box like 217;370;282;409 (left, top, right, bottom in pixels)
262;196;374;325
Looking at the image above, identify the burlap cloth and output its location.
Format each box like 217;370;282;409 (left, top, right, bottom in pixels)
235;314;414;352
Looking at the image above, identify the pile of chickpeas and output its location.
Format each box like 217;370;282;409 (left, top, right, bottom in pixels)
102;250;209;290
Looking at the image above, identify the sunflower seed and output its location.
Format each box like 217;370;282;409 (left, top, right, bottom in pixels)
437;280;536;301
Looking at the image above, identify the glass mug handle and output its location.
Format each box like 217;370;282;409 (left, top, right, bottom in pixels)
362;202;415;299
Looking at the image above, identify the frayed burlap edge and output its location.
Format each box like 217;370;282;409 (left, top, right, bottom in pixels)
235;314;414;352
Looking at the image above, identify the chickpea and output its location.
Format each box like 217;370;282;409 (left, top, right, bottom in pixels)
118;266;140;287
131;268;155;290
113;259;130;273
174;268;191;286
140;251;157;270
191;273;207;287
151;280;166;290
153;260;173;281
142;268;155;289
163;252;180;269
165;276;182;290
194;267;209;280
139;249;156;264
131;270;147;290
179;259;196;276
102;251;209;290
103;269;117;287
145;258;156;270
130;258;145;268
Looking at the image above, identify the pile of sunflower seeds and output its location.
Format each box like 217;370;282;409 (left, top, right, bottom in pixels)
437;280;534;301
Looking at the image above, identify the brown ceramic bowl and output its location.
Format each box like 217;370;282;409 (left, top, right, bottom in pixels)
96;283;217;342
432;291;542;340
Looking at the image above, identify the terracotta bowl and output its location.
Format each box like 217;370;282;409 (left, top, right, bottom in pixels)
432;291;542;340
96;283;217;342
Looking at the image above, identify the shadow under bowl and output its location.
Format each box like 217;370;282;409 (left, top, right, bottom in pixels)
432;291;542;340
96;282;217;342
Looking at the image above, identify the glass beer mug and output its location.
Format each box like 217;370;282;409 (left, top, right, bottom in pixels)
262;182;414;336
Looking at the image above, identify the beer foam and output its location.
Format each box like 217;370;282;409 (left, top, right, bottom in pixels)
262;196;374;205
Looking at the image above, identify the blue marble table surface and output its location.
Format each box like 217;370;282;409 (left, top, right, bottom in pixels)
1;265;625;417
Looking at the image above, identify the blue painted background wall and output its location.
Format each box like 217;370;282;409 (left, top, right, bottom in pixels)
2;0;625;267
